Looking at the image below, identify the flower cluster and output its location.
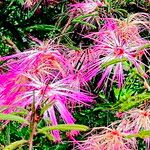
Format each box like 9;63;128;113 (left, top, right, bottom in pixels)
1;0;150;147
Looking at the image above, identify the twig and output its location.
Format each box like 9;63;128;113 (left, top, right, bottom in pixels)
29;91;37;150
2;36;21;53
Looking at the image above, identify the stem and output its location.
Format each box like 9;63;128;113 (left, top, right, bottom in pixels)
29;91;36;150
29;122;37;150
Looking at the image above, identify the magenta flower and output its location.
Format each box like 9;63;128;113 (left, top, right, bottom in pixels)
1;38;72;78
84;18;150;88
0;38;93;141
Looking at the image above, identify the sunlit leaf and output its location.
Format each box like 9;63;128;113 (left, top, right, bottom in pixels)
38;124;89;133
101;58;127;68
0;113;29;125
127;130;150;139
3;140;27;150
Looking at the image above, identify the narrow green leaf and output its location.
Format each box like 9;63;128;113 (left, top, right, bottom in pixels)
137;43;150;51
138;130;150;139
115;93;150;112
127;130;150;139
101;58;127;68
8;0;24;6
72;13;98;29
40;101;55;115
38;124;89;133
72;19;96;29
25;24;60;32
3;140;27;150
0;113;29;125
73;13;98;21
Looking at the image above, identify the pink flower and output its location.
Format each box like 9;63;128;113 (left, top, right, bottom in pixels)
123;108;150;132
70;0;103;15
67;48;99;85
77;126;137;150
117;108;150;149
1;38;72;78
0;38;93;141
84;18;149;88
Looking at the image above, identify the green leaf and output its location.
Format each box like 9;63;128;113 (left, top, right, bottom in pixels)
3;140;27;150
94;103;112;111
73;13;99;21
0;113;29;125
72;19;96;29
25;24;60;32
115;8;128;16
72;13;98;29
138;130;150;139
127;130;150;139
8;0;24;6
11;107;29;116
137;43;150;51
40;101;55;115
38;124;89;133
101;58;127;68
114;92;150;111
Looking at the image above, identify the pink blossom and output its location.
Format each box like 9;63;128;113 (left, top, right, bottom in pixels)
120;108;150;149
84;18;150;88
76;126;137;150
0;38;93;141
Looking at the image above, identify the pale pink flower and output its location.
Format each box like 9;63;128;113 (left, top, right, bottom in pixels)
121;108;150;148
115;108;150;149
123;108;150;132
76;126;137;150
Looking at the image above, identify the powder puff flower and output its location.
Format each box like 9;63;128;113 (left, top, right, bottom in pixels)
122;108;150;133
84;18;150;88
76;126;137;150
0;38;72;78
118;108;150;149
0;38;93;141
67;48;99;85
